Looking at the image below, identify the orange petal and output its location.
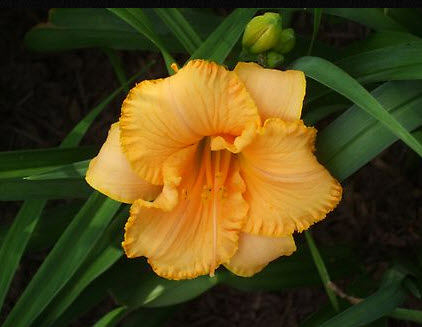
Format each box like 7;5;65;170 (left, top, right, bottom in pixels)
225;233;296;277
239;118;342;237
85;123;161;204
123;142;248;280
234;62;305;122
120;59;260;185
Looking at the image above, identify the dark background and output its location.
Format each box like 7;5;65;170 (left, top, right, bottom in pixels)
1;8;421;326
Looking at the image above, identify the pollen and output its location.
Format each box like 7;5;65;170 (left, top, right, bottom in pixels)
201;185;212;200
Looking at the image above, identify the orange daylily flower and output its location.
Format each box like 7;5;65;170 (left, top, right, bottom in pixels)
85;60;342;280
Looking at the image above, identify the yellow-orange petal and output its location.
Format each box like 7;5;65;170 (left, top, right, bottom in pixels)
234;62;305;122
239;118;342;237
224;233;296;277
123;143;248;280
85;122;162;204
120;59;260;185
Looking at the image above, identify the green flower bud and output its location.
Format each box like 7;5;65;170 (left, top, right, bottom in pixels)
274;28;296;54
242;12;282;54
266;51;284;68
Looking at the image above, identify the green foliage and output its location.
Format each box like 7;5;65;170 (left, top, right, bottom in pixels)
190;8;257;63
320;268;407;327
291;56;422;158
1;7;421;327
308;8;322;55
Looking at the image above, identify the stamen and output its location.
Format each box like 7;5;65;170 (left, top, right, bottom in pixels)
209;149;222;276
214;150;221;179
219;150;232;185
204;138;213;188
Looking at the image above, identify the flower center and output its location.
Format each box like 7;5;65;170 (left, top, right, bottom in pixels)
180;137;233;276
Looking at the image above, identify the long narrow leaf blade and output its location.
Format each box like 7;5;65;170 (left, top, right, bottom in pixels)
103;48;129;93
92;306;128;327
317;80;422;181
308;8;322;55
0;178;92;200
0;200;46;309
110;260;219;309
322;8;407;32
36;207;128;327
320;270;406;327
0;52;148;324
291;56;422;158
2;193;120;327
0;202;83;251
48;267;116;327
24;9;220;53
154;8;202;54
306;41;422;104
107;8;176;73
0;146;97;179
60;66;152;147
26;160;89;180
305;230;339;311
389;308;422;324
337;42;422;83
190;8;257;63
222;245;357;291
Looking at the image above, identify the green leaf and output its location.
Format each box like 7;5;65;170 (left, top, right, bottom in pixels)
285;34;338;63
306;41;422;104
308;8;322;55
108;245;356;311
2;192;120;327
222;245;358;291
389;308;422;324
338;31;421;57
0;200;46;309
322;8;407;32
2;63;155;197
60;59;154;148
0;146;97;179
319;268;407;327
304;230;339;311
384;8;422;37
35;207;128;327
107;8;176;74
337;42;422;84
24;9;182;53
317;80;422;181
48;268;113;327
303;104;348;125
24;9;221;53
291;56;422;158
2;65;151;200
0;49;141;324
154;8;202;54
26;160;89;180
92;306;128;327
103;48;129;93
0;201;81;252
0;202;83;252
0;178;92;200
190;8;258;63
110;260;219;309
0;58;139;320
299;273;380;327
